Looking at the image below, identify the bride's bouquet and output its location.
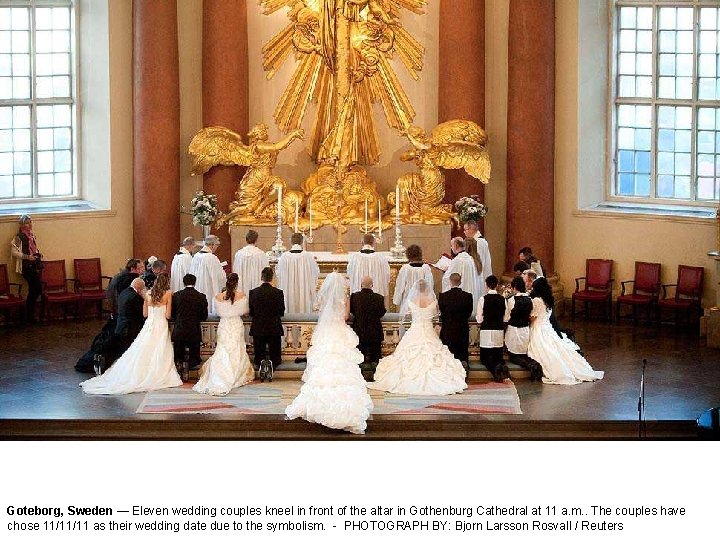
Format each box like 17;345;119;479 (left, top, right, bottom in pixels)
191;191;220;227
454;194;487;223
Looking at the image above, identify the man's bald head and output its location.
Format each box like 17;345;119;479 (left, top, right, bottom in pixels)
130;278;145;293
361;275;373;289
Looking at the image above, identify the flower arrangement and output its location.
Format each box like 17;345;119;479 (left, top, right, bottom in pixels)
454;195;488;223
191;191;220;227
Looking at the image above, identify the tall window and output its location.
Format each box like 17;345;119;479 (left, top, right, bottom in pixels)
612;1;720;205
0;1;75;201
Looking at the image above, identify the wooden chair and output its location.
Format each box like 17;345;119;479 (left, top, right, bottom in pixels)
571;259;614;321
657;265;704;327
0;263;25;324
40;260;80;321
73;258;112;318
616;261;661;324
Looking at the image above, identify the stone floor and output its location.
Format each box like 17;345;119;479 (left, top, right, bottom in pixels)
0;316;718;439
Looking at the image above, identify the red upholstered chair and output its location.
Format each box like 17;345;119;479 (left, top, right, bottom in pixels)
571;259;614;321
73;258;111;318
0;263;25;324
615;261;661;324
657;265;704;326
40;260;80;321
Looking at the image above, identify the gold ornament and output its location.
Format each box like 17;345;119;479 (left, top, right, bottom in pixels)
188;124;305;225
389;120;492;224
260;0;426;170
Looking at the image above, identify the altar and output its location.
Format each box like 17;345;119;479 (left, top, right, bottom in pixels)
230;224;451;309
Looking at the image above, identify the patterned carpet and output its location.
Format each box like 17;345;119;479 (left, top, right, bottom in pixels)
136;380;522;415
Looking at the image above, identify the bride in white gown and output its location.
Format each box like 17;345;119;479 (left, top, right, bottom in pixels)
528;277;604;385
81;274;182;395
193;273;255;396
285;271;373;434
368;279;467;395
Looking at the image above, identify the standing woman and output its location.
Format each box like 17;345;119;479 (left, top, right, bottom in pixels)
465;237;485;297
10;215;43;323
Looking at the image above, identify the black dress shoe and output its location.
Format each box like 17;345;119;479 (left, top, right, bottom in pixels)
188;360;202;370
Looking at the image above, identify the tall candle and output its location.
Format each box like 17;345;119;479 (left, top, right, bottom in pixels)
308;197;312;232
395;186;400;219
277;184;283;222
294;198;299;232
377;199;382;238
364;198;368;233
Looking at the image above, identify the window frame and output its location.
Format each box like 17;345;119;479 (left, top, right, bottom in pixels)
0;0;79;204
607;0;720;208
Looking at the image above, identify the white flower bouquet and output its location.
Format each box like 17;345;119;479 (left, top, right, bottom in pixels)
191;191;220;227
454;195;487;223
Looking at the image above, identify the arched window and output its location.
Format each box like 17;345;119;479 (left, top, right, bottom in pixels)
611;1;720;205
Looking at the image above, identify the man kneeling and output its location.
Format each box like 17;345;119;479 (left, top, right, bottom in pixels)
504;276;543;381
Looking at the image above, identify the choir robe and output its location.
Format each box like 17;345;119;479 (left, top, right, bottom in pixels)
232;244;269;297
170;247;193;293
441;251;480;316
473;231;493;296
188;249;225;314
392;263;434;308
276;245;320;315
347;246;391;296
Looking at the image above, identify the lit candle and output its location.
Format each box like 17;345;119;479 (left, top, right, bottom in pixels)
377;199;382;239
364;198;368;233
395;185;400;220
277;184;283;222
294;198;299;233
308;197;312;232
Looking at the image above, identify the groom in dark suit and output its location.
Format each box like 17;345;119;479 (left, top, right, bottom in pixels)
249;266;285;369
438;272;474;367
349;275;386;365
171;273;209;370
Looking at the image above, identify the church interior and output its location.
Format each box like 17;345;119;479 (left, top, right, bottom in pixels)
1;0;719;440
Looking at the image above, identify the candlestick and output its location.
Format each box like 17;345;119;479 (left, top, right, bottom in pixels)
308;197;312;233
364;198;368;234
268;183;286;259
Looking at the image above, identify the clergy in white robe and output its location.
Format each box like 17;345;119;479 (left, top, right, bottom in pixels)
441;237;480;316
170;237;195;293
463;219;493;287
188;235;226;314
232;229;269;297
393;244;434;308
347;234;391;296
276;233;320;314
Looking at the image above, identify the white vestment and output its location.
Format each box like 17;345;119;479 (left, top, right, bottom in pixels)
441;251;480;316
276;245;320;315
347;247;391;296
188;249;225;314
474;231;492;295
232;244;269;297
392;263;434;308
170;247;193;293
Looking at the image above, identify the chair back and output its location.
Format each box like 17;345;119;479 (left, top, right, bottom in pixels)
0;264;10;295
74;258;102;290
586;259;613;289
41;260;69;292
634;261;661;295
676;265;704;300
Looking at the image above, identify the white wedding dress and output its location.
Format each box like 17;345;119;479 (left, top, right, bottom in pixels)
285;272;373;434
528;297;604;385
193;296;254;396
80;295;182;395
368;298;467;396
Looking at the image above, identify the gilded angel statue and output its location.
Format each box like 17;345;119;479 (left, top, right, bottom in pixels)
390;120;492;224
188;123;305;225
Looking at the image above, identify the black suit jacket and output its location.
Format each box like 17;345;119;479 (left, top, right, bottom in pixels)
349;288;386;344
438;287;473;344
171;287;208;343
249;283;285;336
115;287;145;338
